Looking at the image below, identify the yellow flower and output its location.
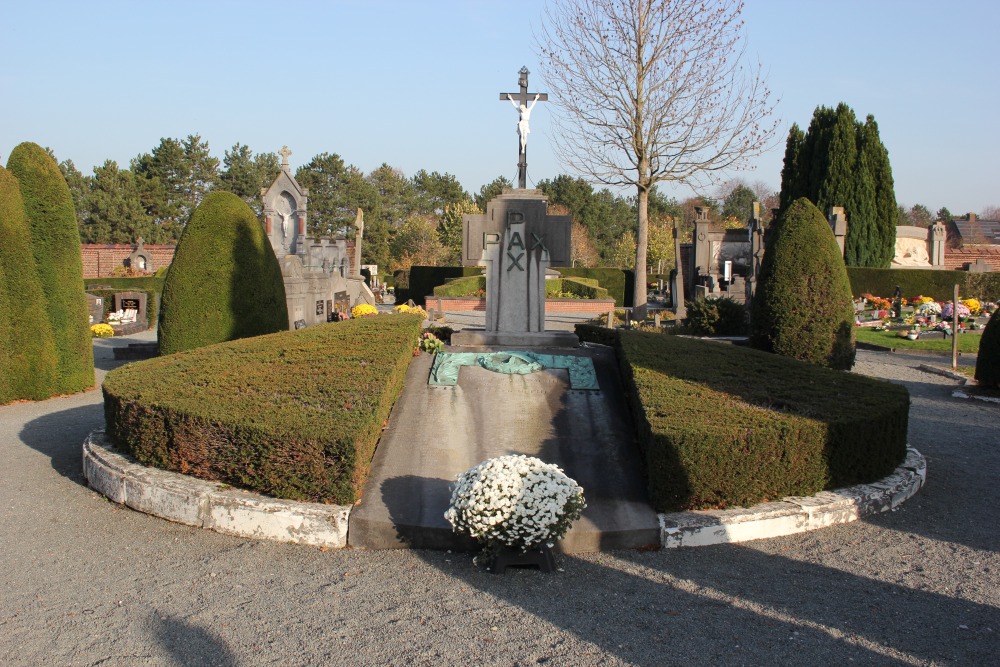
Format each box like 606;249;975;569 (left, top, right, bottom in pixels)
962;298;981;314
90;323;114;338
351;304;379;318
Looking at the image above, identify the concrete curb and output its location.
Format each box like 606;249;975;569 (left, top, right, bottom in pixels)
84;432;925;552
659;447;926;548
83;432;350;548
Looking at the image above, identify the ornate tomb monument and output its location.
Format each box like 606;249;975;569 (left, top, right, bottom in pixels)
452;68;573;347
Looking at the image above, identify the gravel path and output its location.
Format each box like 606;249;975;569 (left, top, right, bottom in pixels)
1;335;997;666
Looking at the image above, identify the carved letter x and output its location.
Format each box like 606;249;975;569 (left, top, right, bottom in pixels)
507;251;525;272
531;233;548;253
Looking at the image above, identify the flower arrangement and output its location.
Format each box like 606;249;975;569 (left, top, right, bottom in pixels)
941;302;971;320
395;304;429;318
418;331;444;354
861;294;892;311
917;296;935;305
962;298;982;315
918;301;942;316
445;455;586;558
393;304;411;313
351;303;378;318
90;323;114;338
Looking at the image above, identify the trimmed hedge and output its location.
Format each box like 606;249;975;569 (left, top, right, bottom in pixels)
432;275;485;297
687;296;749;336
406;266;483;306
103;314;424;504
975;309;1000;388
0;167;59;403
576;325;910;511
548;277;609;300
554;267;627;306
848;267;1000;302
752;198;856;370
158;192;287;355
7;142;94;394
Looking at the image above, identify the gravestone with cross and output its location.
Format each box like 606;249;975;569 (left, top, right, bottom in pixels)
462;191;570;335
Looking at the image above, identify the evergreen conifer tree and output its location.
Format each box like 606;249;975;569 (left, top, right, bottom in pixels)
7;142;94;394
0;167;59;404
778;104;897;268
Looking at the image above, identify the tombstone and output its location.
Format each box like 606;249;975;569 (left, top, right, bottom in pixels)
931;222;947;266
85;293;104;324
113;291;146;323
968;258;992;273
453;190;573;346
126;237;154;273
828;207;848;256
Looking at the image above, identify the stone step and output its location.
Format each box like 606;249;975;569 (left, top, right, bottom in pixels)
348;345;661;553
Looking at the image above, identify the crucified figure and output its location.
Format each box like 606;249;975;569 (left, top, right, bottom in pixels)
508;93;540;154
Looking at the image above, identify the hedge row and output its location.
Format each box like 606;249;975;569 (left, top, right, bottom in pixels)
432;275;485;297
103;314;425;505
404;266;484;305
7;142;94;394
847;267;1000;301
548;277;609;300
576;325;909;511
555;267;627;306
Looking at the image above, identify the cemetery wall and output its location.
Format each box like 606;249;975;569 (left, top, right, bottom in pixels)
80;243;176;278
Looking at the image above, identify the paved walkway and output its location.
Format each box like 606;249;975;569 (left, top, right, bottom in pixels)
1;326;997;666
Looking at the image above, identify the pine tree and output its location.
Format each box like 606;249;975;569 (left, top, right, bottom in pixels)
778;124;804;211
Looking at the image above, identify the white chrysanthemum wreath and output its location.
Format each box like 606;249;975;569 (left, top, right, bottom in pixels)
445;455;586;555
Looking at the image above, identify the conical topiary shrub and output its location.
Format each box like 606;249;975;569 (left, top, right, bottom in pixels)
158;191;287;355
7;142;94;393
974;309;1000;388
751;197;856;370
0;167;59;404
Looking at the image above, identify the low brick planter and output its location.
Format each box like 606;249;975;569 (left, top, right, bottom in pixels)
426;296;615;314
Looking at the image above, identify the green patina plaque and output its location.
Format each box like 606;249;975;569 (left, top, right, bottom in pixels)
428;351;599;390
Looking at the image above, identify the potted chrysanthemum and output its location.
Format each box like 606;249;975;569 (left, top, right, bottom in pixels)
445;455;586;573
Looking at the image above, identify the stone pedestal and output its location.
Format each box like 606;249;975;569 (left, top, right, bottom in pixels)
454;190;572;347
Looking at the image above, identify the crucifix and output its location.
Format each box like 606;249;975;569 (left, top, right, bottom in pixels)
278;145;292;167
499;66;548;189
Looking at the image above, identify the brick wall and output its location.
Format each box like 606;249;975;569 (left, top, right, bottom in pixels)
943;246;1000;272
80;244;176;278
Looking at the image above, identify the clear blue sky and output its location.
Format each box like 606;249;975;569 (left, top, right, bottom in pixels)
2;0;996;214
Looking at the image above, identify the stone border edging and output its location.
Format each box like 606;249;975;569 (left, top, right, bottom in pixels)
658;447;926;548
83;432;925;551
83;431;350;548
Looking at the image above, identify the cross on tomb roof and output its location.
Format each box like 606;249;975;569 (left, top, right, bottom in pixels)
279;145;292;166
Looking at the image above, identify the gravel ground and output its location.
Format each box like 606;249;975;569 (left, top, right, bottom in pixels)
1;332;997;666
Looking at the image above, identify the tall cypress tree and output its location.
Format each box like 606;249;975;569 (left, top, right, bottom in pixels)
778;124;804;211
7;143;94;394
778;104;896;268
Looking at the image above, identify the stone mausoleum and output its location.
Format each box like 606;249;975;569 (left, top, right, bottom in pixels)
260;146;375;329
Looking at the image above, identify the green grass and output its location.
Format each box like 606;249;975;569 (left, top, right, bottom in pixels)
855;327;982;353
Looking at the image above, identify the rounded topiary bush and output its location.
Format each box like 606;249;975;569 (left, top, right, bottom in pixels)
0;167;59;404
974;308;1000;388
158;191;288;355
7;142;94;393
752;197;856;370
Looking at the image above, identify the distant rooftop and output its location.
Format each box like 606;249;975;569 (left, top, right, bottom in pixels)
950;213;1000;245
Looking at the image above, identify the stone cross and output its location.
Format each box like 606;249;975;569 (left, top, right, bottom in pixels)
279;145;292;167
499;66;548;189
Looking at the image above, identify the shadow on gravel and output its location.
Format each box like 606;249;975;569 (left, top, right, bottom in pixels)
152;613;238;667
19;403;105;485
408;543;995;666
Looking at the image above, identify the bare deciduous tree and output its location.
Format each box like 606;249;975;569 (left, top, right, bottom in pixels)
536;0;778;306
